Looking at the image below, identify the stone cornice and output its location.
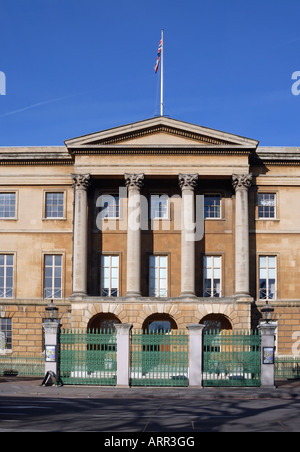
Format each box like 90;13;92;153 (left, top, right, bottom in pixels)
0;147;73;166
68;145;253;156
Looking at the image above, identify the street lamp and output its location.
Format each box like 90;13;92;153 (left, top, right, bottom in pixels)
45;300;59;323
261;301;275;324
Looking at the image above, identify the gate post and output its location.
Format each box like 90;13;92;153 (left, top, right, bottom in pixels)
258;322;278;389
187;324;205;387
115;324;133;388
42;320;61;381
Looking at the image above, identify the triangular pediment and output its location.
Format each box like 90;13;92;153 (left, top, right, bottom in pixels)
65;117;259;150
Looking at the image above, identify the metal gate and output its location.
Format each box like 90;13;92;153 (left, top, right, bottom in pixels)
203;330;261;387
130;330;189;387
60;329;117;386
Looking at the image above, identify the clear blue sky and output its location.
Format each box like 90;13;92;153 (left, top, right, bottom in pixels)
0;0;300;146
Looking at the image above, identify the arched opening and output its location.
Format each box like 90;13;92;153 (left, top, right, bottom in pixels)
142;313;178;332
88;313;121;332
200;314;232;332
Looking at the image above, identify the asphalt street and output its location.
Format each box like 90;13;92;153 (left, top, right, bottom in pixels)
0;394;300;432
0;378;300;432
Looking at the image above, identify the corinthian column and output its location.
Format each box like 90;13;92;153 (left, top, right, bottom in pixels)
125;173;144;297
178;174;198;297
232;174;252;297
72;174;91;296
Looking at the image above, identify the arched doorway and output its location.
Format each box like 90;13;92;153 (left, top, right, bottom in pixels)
201;314;232;332
142;313;178;332
88;313;121;331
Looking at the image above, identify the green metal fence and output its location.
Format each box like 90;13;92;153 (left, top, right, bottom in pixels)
130;329;189;387
275;356;300;381
0;353;44;377
203;330;261;387
60;329;117;386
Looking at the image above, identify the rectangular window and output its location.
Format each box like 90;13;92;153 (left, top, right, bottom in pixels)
0;318;12;350
149;255;168;297
150;195;169;219
0;255;14;298
259;256;277;301
101;255;119;297
204;195;221;219
101;195;120;219
204;256;222;298
258;194;276;219
45;192;64;218
0;193;16;219
44;255;62;299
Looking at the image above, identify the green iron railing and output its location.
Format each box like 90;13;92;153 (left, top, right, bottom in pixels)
0;353;44;377
60;329;117;386
130;329;189;387
275;356;300;381
203;330;261;387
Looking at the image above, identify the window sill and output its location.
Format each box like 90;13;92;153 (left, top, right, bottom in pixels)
256;218;280;222
42;218;67;221
0;218;18;221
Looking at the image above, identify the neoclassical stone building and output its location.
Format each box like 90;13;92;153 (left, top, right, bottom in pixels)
0;117;300;355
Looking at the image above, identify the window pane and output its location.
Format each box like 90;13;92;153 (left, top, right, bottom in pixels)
102;255;110;267
55;255;62;266
214;256;221;268
260;268;267;279
214;268;221;279
45;255;53;266
268;268;276;279
6;255;13;266
268;257;276;268
205;256;212;268
259;257;267;268
111;256;119;267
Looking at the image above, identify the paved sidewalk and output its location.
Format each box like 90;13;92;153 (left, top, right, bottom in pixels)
1;377;300;400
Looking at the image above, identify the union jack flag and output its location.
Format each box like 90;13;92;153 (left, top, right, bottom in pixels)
154;38;162;73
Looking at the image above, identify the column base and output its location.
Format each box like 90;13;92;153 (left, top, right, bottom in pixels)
180;292;196;299
70;292;87;301
126;291;142;298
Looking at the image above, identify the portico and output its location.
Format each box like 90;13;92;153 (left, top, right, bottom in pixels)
66;117;258;332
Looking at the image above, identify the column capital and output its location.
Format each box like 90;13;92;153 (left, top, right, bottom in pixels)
124;173;144;190
72;173;91;190
178;173;198;191
232;173;252;191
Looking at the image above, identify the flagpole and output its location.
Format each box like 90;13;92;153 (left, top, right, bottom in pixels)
160;29;164;117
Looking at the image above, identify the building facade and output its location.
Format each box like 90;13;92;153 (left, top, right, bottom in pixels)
0;117;299;356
